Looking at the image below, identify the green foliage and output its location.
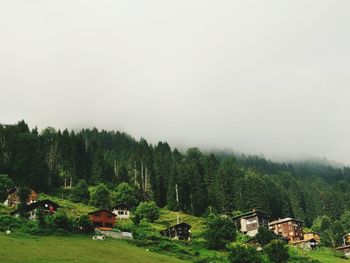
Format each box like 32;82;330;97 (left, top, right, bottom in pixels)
0;175;13;201
90;183;110;208
0;214;22;231
227;244;262;263
113;182;138;208
70;180;90;204
255;226;277;246
263;240;289;263
46;210;73;232
134;201;160;223
73;215;94;233
203;214;237;250
17;187;31;218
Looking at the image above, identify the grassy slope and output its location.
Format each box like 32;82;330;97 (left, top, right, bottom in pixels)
290;247;348;263
0;233;183;263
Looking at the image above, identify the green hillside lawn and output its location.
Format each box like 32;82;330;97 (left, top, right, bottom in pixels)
290;246;348;263
0;233;184;263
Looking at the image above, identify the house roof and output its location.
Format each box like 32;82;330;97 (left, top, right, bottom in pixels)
232;209;269;219
25;199;59;212
291;238;318;245
12;199;60;214
110;203;129;210
88;209;116;216
269;217;303;226
336;245;350;250
160;222;191;232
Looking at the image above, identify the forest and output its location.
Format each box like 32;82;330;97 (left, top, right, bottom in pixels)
1;120;350;230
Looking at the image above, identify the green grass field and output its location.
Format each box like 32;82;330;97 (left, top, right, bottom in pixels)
290;246;349;263
0;233;184;263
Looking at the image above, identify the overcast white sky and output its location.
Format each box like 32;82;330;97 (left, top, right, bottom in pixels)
0;1;349;164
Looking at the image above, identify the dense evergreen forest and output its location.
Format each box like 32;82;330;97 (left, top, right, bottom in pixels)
1;120;350;227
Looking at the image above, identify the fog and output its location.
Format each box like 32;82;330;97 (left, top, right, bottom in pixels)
0;1;349;164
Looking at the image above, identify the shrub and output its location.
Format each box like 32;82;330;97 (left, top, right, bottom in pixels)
46;210;73;232
255;226;277;246
73;215;94;233
90;184;111;208
263;240;289;263
227;244;262;263
204;214;237;250
70;180;90;204
0;215;22;231
134;201;160;223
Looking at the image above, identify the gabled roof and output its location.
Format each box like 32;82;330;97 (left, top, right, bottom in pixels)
25;199;60;212
160;222;191;232
232;209;269;219
12;199;60;214
269;217;303;225
110;203;129;210
88;209;116;216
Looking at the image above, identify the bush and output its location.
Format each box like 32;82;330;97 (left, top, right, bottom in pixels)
228;244;262;263
263;240;289;263
0;215;22;231
70;180;90;204
46;210;73;232
112;182;138;208
133;201;160;223
255;226;277;246
204;214;237;250
73;215;94;233
132;219;161;240
90;184;111;208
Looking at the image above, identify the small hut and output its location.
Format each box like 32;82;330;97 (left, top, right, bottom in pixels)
160;222;191;241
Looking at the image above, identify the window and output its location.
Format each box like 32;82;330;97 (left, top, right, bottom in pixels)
118;211;124;215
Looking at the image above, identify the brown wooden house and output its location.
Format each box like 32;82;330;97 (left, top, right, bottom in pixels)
233;210;269;237
88;209;116;229
160;223;191;241
269;217;303;242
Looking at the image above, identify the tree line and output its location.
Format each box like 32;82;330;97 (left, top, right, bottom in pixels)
1;120;350;228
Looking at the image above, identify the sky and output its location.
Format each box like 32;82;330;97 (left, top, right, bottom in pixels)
0;1;349;164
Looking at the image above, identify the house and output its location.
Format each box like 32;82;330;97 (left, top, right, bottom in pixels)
12;199;59;220
3;187;38;208
233;209;269;237
303;231;321;243
111;203;130;219
269;217;303;242
336;245;350;257
292;238;318;250
160;222;191;241
88;209;116;229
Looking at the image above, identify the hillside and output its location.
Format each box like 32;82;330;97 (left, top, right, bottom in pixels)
0;233;183;263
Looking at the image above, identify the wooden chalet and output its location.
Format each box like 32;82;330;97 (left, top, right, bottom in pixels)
160;223;191;241
111;203;130;219
13;199;60;220
336;245;350;258
292;238;318;250
303;231;321;243
269;217;303;242
88;209;116;229
3;187;38;208
233;209;269;237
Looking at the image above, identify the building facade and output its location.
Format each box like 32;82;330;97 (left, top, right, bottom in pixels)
233;210;269;237
160;223;191;241
111;203;130;219
269;217;303;242
88;209;116;229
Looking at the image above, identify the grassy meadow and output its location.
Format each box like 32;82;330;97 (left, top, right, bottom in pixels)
0;233;183;263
